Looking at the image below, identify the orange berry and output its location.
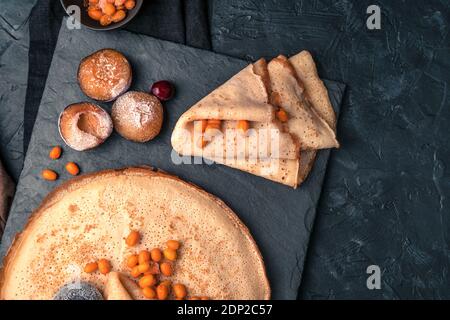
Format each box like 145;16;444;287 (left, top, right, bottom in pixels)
111;9;126;22
98;259;111;274
84;262;98;273
124;0;136;10
150;248;162;262
65;162;80;176
42;169;58;181
159;262;173;276
131;265;141;278
49;146;62;159
276;108;289;122
99;14;112;26
88;8;103;21
236;120;250;134
139;274;156;288
126;254;138;268
142;286;156;299
138;250;150;264
173;284;187;299
138;262;150;274
125;230;140;246
166;240;180;250
163;248;177;261
103;3;116;16
156;283;169;300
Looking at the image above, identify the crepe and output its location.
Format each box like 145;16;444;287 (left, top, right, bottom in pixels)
171;51;338;188
104;272;133;300
0;168;269;300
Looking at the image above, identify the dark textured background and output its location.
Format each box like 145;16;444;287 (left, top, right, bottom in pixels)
1;0;449;299
209;0;450;299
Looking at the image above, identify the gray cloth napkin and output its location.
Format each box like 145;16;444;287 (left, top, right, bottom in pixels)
0;159;14;237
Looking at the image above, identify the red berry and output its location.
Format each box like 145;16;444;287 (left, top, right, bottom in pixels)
151;80;174;101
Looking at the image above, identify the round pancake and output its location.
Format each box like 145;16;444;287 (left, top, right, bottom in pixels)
0;168;270;300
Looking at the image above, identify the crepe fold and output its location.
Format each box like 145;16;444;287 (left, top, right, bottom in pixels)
171;51;338;188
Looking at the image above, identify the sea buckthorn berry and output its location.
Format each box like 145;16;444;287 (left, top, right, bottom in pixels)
156;283;169;300
49;146;62;159
126;254;138;268
138;262;150;274
103;3;116;16
160;262;173;276
166;240;180;250
99;14;112;26
131;265;141;278
163;248;177;261
125;230;140;246
42;169;58;181
139;274;156;288
276;108;289;122
150;248;162;262
124;0;136;10
138;250;150;264
98;259;111;274
88;9;103;21
111;10;126;23
236;120;250;134
84;262;98;273
65;162;80;176
173;284;187;299
142;286;156;299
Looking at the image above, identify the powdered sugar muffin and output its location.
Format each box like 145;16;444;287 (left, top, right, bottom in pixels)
111;91;163;142
78;49;132;102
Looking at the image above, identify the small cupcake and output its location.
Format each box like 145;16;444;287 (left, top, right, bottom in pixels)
78;49;132;102
111;91;163;143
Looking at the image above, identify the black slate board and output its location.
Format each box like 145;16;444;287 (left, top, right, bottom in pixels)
0;19;344;300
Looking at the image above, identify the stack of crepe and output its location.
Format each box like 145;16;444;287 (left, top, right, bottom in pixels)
171;51;338;188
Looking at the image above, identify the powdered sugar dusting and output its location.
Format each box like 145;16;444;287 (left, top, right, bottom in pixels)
113;92;159;129
79;49;131;101
59;103;113;151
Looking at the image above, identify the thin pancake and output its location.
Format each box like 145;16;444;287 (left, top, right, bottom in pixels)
267;55;338;150
0;168;270;300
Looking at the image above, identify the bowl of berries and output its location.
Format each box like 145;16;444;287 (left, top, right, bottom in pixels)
61;0;143;31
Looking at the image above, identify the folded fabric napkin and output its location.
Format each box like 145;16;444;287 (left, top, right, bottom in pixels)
0;159;15;238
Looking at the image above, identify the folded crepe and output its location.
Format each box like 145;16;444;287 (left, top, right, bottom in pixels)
171;51;338;188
